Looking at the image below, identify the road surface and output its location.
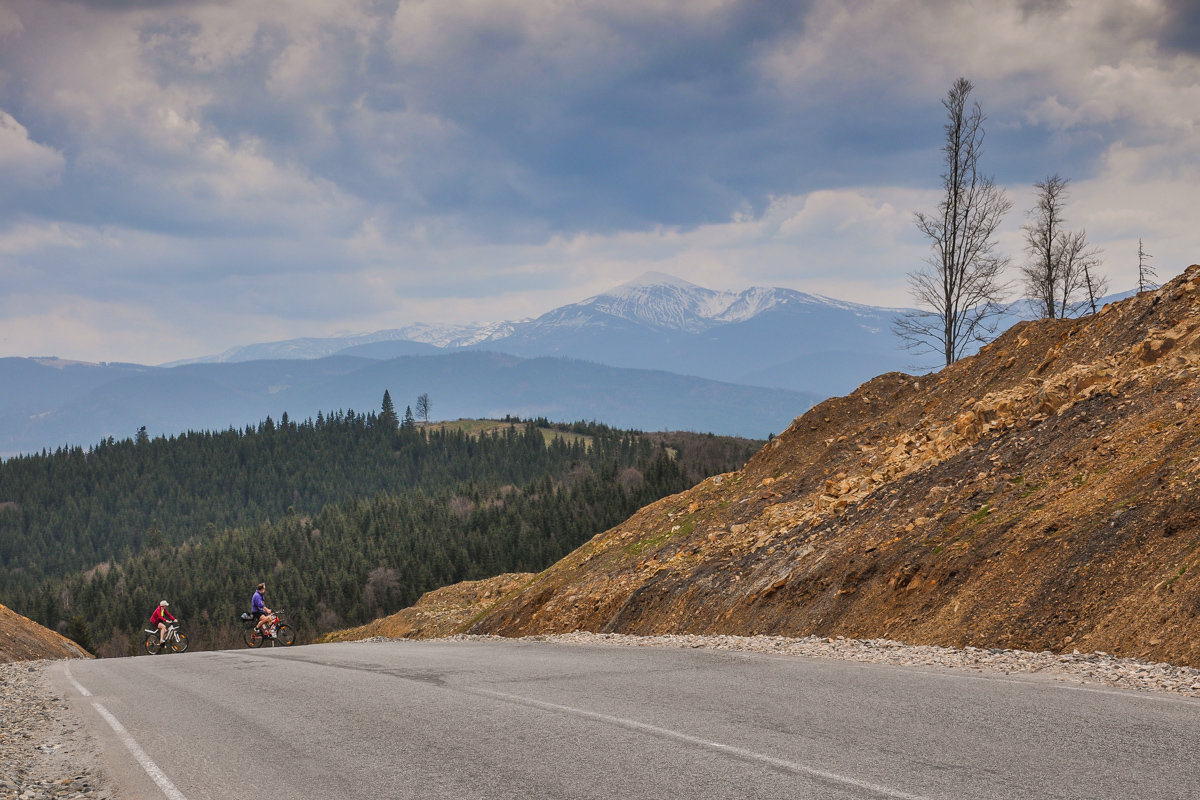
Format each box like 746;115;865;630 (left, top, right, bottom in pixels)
48;638;1200;799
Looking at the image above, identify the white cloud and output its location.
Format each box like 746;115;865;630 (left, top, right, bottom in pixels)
0;220;88;255
335;186;935;325
0;109;64;190
765;0;1200;146
0;296;202;365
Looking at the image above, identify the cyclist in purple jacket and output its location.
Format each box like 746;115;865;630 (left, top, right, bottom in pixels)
251;583;277;637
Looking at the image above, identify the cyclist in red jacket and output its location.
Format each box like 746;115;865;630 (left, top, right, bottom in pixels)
149;600;177;646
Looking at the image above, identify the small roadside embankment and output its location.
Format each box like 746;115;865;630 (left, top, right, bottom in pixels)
0;661;110;800
359;631;1200;697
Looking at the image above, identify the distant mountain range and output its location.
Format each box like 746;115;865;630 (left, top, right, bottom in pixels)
172;272;922;397
0;352;817;457
3;273;1125;457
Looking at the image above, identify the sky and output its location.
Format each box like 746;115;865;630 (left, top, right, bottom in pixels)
1;0;1198;365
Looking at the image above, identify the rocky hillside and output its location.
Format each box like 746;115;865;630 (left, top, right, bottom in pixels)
458;265;1200;667
320;573;533;643
0;604;91;663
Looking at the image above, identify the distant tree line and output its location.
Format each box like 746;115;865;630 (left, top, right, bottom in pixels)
0;401;760;656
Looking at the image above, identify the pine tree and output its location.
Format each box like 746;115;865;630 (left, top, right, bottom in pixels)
67;614;95;654
379;390;399;430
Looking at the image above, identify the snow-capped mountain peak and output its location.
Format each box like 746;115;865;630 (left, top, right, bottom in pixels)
573;272;797;332
611;271;704;291
166;272;910;370
580;274;715;332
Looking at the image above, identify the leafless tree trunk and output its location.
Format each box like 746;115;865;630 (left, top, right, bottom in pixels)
1021;174;1068;318
363;566;400;615
895;77;1011;367
1058;229;1106;316
1021;175;1103;318
1137;238;1157;292
416;393;431;425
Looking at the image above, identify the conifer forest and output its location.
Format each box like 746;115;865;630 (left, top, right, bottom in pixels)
0;401;760;656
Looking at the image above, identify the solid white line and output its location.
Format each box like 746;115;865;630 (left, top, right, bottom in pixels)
472;688;933;800
92;702;190;800
63;663;91;696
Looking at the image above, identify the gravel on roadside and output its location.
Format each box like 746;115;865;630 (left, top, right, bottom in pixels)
0;661;111;800
419;632;1200;698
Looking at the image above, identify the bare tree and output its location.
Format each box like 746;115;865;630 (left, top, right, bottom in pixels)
895;77;1011;367
1137;238;1157;292
1061;229;1107;315
415;393;431;425
1021;175;1103;318
1022;174;1069;318
362;566;400;614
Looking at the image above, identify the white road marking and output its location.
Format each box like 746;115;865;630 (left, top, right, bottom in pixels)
92;703;190;800
472;688;934;800
63;663;91;696
61;666;189;800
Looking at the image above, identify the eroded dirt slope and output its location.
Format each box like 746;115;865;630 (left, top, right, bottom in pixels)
0;603;91;662
464;265;1200;666
320;573;534;643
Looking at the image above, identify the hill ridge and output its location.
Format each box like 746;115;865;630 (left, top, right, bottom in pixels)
453;264;1200;666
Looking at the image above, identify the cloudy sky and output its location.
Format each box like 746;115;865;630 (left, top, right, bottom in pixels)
1;0;1198;364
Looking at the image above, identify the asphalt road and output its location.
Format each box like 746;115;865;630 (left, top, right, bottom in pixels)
47;639;1200;800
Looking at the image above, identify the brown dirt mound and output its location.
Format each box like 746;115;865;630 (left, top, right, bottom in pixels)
320;573;534;642
459;264;1200;667
0;603;92;663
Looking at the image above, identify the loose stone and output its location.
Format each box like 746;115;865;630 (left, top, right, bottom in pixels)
0;662;112;800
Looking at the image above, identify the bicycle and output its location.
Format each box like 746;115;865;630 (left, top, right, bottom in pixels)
143;621;189;655
240;609;295;648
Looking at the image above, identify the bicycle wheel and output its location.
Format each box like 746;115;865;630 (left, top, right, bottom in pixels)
243;627;262;648
171;630;189;654
143;634;161;655
274;624;295;646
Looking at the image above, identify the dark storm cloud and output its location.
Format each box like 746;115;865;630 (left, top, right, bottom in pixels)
0;0;931;238
121;1;823;235
1158;0;1200;55
326;2;822;233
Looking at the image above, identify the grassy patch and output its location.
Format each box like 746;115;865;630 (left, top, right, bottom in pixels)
539;429;593;449
1019;481;1047;498
969;503;995;524
1163;563;1189;591
624;520;695;556
425;419;594;450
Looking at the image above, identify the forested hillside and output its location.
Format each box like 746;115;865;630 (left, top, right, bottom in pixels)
0;404;760;656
